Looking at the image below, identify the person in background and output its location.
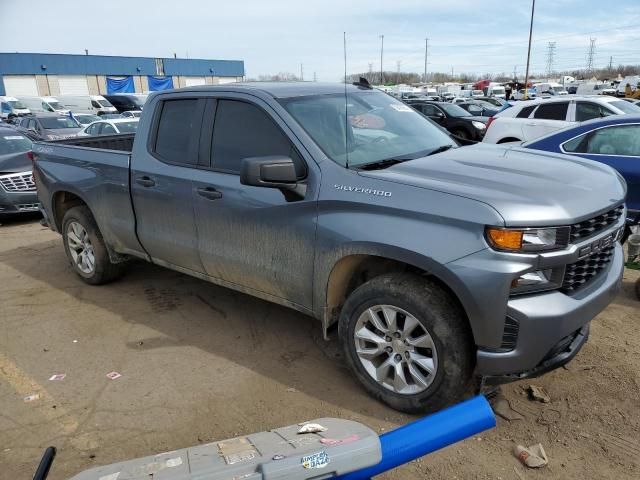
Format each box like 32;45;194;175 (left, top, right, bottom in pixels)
625;83;633;98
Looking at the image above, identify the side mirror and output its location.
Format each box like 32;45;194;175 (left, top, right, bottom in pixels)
240;156;298;189
433;111;445;119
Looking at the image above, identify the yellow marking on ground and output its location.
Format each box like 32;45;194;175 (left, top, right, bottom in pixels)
0;352;79;434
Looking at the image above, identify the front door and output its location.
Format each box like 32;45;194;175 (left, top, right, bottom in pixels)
192;97;318;309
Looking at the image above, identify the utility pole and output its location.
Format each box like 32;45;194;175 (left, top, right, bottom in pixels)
424;38;429;83
586;38;596;73
380;35;384;85
513;65;517;81
523;0;536;100
545;42;556;79
300;63;304;81
451;66;454;80
608;55;613;72
313;71;317;82
368;63;373;74
396;60;401;84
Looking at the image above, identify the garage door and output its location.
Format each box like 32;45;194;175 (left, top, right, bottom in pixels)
184;77;206;87
58;76;89;95
218;77;237;84
3;76;39;96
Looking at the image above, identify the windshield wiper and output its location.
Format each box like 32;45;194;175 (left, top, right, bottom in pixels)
357;158;408;170
425;144;455;156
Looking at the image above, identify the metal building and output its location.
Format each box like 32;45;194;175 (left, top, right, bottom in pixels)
0;52;245;96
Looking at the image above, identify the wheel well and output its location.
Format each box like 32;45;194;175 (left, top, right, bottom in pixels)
325;255;468;331
497;137;521;144
52;191;86;231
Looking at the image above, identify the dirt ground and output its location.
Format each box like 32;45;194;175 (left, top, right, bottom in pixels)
1;216;638;480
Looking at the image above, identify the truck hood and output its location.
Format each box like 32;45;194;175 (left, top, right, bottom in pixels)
0;151;31;174
359;143;625;226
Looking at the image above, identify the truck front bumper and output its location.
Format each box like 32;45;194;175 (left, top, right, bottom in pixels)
475;241;623;378
0;191;40;215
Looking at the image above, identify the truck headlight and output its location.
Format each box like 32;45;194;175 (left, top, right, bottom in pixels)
511;268;564;295
486;226;570;252
472;121;486;130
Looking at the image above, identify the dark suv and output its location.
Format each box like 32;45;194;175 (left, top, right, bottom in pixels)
406;101;488;141
103;94;147;113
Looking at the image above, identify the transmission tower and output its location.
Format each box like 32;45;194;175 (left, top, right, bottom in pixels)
368;63;373;74
545;42;556;79
586;38;596;73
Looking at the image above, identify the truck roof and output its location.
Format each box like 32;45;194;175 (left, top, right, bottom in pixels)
172;82;370;99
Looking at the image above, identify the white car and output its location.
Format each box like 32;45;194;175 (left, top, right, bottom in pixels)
78;118;139;136
120;110;142;118
483;96;640;144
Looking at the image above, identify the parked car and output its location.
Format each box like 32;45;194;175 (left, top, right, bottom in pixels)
0;96;31;119
457;100;500;117
0;126;38;216
16;113;81;140
523;115;640;232
621;98;640;106
483;96;640;144
575;82;616;96
71;113;102;126
17;96;70;115
534;82;568;97
99;114;124;120
57;95;118;116
407;100;488;140
120;110;142;118
103;94;146;113
78;118;139;136
475;96;507;107
33;83;625;414
513;88;537;100
616;76;640;97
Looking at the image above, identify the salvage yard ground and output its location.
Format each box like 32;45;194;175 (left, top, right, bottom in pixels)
1;217;638;480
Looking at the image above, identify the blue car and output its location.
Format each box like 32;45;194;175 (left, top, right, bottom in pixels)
523;115;640;233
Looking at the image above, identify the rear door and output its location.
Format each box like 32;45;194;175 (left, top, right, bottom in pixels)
525;102;571;140
191;95;318;308
130;95;207;273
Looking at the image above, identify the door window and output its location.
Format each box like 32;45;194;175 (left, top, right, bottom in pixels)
1;102;10;113
101;123;117;135
575;102;616;122
563;125;640;156
533;102;569;120
153;99;202;165
516;105;536;118
210;100;303;175
91;100;101;108
86;124;99;135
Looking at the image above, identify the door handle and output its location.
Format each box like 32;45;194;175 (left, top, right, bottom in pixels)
135;176;156;187
196;186;223;200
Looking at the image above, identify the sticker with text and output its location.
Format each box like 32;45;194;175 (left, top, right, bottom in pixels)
301;451;329;469
389;104;412;112
49;374;66;381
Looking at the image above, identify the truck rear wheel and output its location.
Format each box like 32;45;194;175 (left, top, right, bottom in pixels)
61;206;124;285
339;273;474;413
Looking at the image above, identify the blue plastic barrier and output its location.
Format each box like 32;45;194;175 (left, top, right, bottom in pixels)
336;396;496;480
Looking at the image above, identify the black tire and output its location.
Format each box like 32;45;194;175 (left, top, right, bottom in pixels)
61;205;124;285
452;129;470;140
339;273;475;413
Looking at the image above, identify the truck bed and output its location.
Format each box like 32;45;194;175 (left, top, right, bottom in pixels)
51;133;135;152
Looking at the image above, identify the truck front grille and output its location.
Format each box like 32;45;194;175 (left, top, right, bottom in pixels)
561;245;614;293
570;205;624;243
0;171;36;192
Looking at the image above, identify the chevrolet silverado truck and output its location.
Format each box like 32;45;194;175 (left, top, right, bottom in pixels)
33;83;626;413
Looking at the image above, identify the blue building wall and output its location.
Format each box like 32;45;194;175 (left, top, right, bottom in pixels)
0;52;245;95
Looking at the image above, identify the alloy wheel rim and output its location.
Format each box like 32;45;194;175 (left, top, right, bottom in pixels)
66;221;95;274
354;305;438;395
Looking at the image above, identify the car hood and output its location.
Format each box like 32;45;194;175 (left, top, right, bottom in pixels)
359;143;625;226
0;151;31;174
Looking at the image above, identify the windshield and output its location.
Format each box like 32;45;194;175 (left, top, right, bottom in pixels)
439;103;472;117
609;100;640;114
0;133;32;155
280;91;455;168
48;101;67;111
75;114;101;125
40;117;79;129
98;99;113;107
8;100;27;109
594;84;610;90
492;87;505;94
552;86;565;92
115;121;139;133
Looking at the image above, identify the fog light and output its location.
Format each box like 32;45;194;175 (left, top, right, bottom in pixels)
511;268;563;295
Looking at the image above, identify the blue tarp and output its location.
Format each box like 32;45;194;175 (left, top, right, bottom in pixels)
147;76;174;91
106;76;135;94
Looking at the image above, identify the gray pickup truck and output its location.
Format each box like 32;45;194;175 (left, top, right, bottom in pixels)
33;82;626;413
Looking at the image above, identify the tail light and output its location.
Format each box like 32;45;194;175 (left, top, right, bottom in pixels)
485;116;495;131
27;151;35;162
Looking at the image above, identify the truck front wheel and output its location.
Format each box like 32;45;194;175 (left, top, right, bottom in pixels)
339;273;474;413
62;206;124;285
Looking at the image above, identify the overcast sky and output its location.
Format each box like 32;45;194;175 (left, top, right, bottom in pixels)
1;0;638;81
